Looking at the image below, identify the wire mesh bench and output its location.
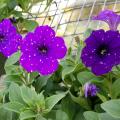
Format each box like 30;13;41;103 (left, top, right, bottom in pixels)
26;0;120;48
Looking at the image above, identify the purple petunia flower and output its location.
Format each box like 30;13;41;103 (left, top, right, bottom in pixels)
20;25;67;75
0;19;22;57
81;29;120;76
84;82;98;98
93;10;120;31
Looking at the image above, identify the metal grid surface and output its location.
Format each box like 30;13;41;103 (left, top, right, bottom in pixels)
25;0;120;47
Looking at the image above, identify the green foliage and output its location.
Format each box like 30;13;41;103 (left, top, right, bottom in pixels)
111;78;120;98
77;71;103;85
61;96;77;120
0;107;14;120
101;99;120;118
9;83;25;104
84;111;98;120
45;92;67;112
22;19;39;32
4;102;25;113
3;83;67;120
69;91;90;110
55;110;69;120
61;96;86;120
34;75;51;92
17;0;31;11
0;0;53;33
75;110;86;120
5;51;21;67
62;66;75;80
84;111;120;120
19;110;36;120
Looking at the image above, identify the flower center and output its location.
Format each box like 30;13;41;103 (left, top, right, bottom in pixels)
39;45;48;54
101;49;107;55
0;34;5;41
97;44;109;57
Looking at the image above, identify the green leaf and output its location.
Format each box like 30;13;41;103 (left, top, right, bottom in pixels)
56;110;69;120
77;71;94;85
111;78;120;98
101;99;120;118
21;85;45;108
75;111;85;120
4;75;23;86
0;107;13;120
5;51;21;67
9;83;25;104
36;114;47;120
84;111;120;120
17;0;30;10
99;113;120;120
30;72;39;82
21;85;38;105
5;65;23;75
3;102;24;113
37;92;45;108
67;47;72;56
69;92;90;110
0;3;6;9
84;111;99;120
7;0;17;9
12;10;22;18
74;63;84;73
23;19;38;32
45;92;66;112
97;93;107;102
61;96;77;120
35;75;50;92
32;0;45;4
62;66;75;80
20;110;36;120
77;71;102;85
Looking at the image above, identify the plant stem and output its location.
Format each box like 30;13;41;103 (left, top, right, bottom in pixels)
108;73;112;98
27;73;30;84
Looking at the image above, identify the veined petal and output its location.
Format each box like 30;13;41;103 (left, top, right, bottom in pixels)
93;10;120;31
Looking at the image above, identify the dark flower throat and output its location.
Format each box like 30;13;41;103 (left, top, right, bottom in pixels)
39;45;48;54
97;44;109;57
0;34;5;41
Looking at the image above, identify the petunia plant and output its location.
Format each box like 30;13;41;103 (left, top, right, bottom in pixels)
1;8;120;120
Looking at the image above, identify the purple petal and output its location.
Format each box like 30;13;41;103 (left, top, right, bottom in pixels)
85;30;105;49
34;25;55;40
37;58;59;75
20;25;66;75
81;29;120;76
91;58;113;76
49;37;67;59
20;53;40;72
84;83;98;98
20;33;39;54
84;83;90;97
93;10;120;30
0;19;22;57
106;31;120;49
81;47;97;67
